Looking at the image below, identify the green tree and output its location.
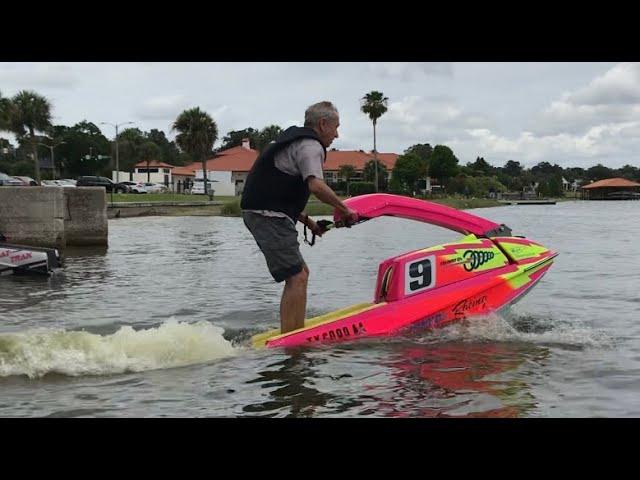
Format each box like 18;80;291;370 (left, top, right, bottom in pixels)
172;107;218;195
390;153;423;194
117;127;146;171
363;159;388;191
338;164;356;195
53;122;111;178
257;125;283;152
616;164;640;181
538;175;563;198
502;159;523;177
531;161;563;178
404;143;431;186
467;156;494;176
429;145;459;187
147;129;181;165
405;143;433;163
0;91;11;132
586;163;613;181
7;90;52;183
563;167;586;182
138;141;162;182
219;128;259;151
361;90;389;192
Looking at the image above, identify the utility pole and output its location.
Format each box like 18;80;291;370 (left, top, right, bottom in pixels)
38;140;66;180
101;121;134;183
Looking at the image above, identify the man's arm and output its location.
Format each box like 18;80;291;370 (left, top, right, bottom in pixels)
307;176;356;220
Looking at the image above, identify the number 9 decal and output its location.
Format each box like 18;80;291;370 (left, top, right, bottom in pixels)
404;255;436;296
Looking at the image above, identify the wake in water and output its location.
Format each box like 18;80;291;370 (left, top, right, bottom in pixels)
409;309;616;349
0;319;239;379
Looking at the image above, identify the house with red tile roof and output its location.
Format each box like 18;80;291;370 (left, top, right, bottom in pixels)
182;138;400;195
127;138;401;195
107;160;176;185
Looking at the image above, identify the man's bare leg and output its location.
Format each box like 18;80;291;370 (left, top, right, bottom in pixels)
280;264;309;333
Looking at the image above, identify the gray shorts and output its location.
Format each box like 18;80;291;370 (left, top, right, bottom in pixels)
242;211;304;283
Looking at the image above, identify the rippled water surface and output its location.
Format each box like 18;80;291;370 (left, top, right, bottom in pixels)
1;200;638;417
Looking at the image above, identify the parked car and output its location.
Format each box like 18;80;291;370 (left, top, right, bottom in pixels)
42;179;76;187
76;176;129;193
121;181;148;194
12;176;38;186
142;182;169;193
0;172;23;186
190;178;216;195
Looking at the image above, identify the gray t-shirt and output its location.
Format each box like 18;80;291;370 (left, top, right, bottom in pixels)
274;138;325;181
243;138;325;222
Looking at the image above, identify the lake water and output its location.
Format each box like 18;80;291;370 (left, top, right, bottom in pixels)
1;200;638;417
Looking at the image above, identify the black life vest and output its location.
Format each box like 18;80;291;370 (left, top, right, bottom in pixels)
240;126;325;222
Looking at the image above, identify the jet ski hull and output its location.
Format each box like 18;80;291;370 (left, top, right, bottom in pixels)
251;194;558;349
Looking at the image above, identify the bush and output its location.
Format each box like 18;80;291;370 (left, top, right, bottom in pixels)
348;182;376;196
447;175;506;197
328;180;347;194
221;198;241;215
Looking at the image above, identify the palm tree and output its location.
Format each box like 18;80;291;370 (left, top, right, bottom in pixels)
338;164;356;196
172;108;218;195
8;90;52;183
0;91;11;132
139;141;161;183
360;91;388;192
257;124;283;152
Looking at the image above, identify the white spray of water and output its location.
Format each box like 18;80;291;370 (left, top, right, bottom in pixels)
0;319;238;379
433;312;615;349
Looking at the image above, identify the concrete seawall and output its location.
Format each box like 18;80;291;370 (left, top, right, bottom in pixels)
0;187;66;249
107;201;223;218
0;187;107;249
64;188;108;246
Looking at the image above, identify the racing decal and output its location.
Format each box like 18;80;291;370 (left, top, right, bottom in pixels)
404;255;436;296
305;322;367;343
10;252;33;263
452;295;488;316
462;250;495;271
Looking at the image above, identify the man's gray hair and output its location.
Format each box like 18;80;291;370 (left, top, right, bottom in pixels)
304;101;339;127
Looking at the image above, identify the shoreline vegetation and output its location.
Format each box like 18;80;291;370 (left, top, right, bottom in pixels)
106;193;572;219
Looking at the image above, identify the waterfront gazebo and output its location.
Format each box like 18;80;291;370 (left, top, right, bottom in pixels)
581;177;640;200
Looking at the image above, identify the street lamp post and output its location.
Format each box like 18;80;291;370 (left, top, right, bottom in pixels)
38;140;66;180
100;121;134;184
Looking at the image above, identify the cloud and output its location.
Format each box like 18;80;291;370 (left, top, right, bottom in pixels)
461;121;640;167
367;62;452;81
377;95;492;146
532;63;640;136
0;63;77;90
136;95;190;120
568;62;640;105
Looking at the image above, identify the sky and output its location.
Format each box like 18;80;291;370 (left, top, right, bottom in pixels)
1;62;639;169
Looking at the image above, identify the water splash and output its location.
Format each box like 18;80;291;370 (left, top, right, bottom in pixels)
412;311;615;350
0;319;238;379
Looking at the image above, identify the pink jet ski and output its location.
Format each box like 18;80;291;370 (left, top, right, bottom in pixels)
252;194;557;349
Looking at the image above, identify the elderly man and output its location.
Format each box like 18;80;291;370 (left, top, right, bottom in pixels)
241;101;358;334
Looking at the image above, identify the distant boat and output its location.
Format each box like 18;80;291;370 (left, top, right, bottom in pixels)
0;237;60;275
499;199;557;205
